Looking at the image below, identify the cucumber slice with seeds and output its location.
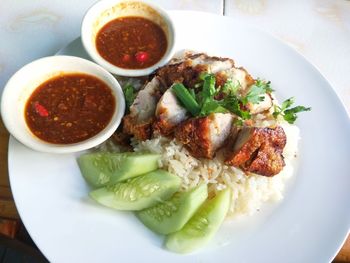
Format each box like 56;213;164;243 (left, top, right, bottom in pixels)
90;170;181;211
77;152;160;187
165;188;231;254
137;184;208;234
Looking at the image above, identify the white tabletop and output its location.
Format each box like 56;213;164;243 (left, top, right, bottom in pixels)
1;0;350;114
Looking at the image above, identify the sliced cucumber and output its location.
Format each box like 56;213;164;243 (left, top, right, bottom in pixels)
137;184;208;234
77;152;160;187
165;188;231;254
90;170;182;211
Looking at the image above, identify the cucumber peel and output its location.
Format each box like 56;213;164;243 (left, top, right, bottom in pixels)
165;188;231;254
137;184;208;234
77;152;160;187
90;170;181;211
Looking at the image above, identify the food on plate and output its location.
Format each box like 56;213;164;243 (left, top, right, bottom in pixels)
137;184;208;234
25;73;115;144
78;152;160;187
78;51;310;253
224;126;286;176
165;188;231;254
122;51;309;216
174;112;234;159
122;77;163;140
153;87;189;136
96;16;167;69
90;169;181;211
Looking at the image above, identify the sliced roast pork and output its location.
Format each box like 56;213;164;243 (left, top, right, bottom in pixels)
123;77;162;140
215;67;255;93
153;88;189;136
225;126;287;176
175;113;234;159
156;53;235;88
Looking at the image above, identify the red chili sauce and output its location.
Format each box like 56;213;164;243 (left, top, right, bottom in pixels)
25;73;116;144
95;16;167;69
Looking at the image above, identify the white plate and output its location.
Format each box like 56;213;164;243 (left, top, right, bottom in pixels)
8;11;350;263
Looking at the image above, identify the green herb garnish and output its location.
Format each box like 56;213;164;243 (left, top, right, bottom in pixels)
172;74;309;125
241;79;273;105
221;79;240;95
273;97;311;124
123;84;136;110
172;83;200;116
219;96;251;120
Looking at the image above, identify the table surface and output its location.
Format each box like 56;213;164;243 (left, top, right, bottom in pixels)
0;0;349;262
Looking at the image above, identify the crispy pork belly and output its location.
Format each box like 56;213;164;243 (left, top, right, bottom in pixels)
248;142;285;176
225;126;287;176
153;88;188;136
123;77;162;140
175;113;234;159
156;53;234;88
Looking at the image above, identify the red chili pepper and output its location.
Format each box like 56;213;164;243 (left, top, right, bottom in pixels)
122;54;131;62
135;51;149;63
34;102;49;117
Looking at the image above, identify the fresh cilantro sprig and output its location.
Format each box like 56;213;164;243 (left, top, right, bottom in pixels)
220;96;251;120
273;97;311;124
221;79;240;96
172;73;251;119
172;74;309;124
241;79;273;105
123;84;136;110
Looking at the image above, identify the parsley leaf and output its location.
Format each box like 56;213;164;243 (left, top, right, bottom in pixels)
273;97;311;124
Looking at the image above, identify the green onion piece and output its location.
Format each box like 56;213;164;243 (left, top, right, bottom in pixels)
172;83;200;116
202;74;216;98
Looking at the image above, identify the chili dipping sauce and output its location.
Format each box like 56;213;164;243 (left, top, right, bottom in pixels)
96;16;167;69
25;73;116;144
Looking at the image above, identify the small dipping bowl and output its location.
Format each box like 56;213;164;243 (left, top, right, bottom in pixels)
81;0;175;76
0;56;125;154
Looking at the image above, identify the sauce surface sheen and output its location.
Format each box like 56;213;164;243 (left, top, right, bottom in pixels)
96;16;167;69
25;73;116;144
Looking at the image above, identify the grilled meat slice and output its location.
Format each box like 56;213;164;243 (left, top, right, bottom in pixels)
215;67;255;93
153;88;188;136
156;53;234;88
123;77;162;140
248;142;285;176
175;113;234;159
225;127;263;167
225;126;287;176
123;116;154;141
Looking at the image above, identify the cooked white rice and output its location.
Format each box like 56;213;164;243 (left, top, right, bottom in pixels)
97;102;300;218
98;120;299;218
130;120;299;218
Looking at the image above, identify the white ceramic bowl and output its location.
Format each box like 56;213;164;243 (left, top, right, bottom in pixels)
0;55;125;153
81;0;176;77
